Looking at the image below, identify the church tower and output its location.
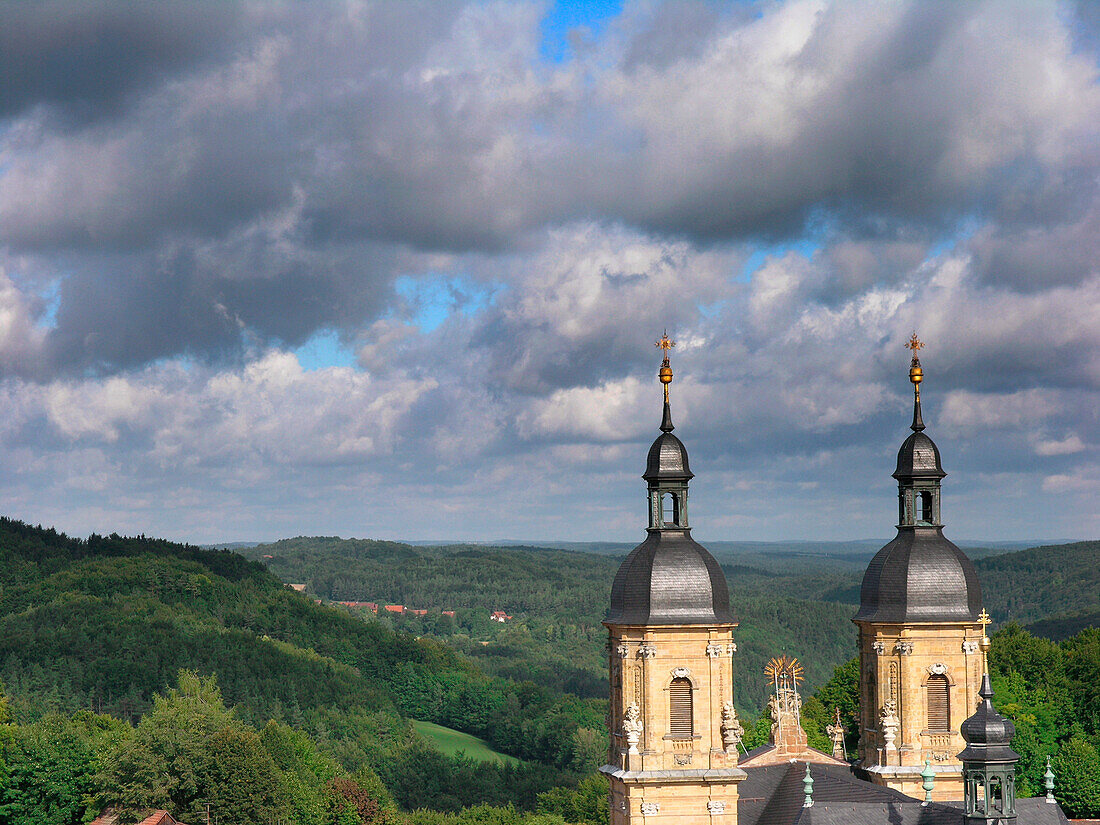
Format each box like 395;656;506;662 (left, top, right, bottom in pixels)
853;335;984;800
601;336;745;824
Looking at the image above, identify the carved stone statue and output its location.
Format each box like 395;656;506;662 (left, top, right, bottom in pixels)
826;706;846;760
767;693;781;738
622;703;644;754
721;701;744;752
880;699;900;751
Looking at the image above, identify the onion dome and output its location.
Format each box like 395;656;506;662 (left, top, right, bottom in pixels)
959;674;1020;764
608;334;731;626
855;336;982;624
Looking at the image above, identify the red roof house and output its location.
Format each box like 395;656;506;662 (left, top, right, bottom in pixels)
92;811;189;825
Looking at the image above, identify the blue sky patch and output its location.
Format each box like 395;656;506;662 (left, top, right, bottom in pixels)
539;0;623;63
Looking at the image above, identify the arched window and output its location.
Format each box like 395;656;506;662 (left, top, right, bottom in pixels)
927;674;950;731
920;491;933;523
669;677;693;739
662;493;679;527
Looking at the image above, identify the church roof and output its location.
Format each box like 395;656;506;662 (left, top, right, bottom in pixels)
608;528;732;624
854;526;982;623
738;762;912;825
644;428;692;481
797;798;1068;825
738;762;1069;825
609;340;730;626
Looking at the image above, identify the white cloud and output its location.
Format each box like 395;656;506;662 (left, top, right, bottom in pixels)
1033;434;1087;456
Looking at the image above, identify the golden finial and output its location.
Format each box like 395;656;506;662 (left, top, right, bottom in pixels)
906;333;924;388
656;331;675;402
905;332;926;431
978;609;992;674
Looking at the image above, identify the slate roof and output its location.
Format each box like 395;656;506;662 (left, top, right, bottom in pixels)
959;673;1021;763
608;528;732;625
610;392;730;625
854;526;982;623
738;762;1070;825
739;762;913;825
644;431;692;481
644;399;692;481
799;798;1070;825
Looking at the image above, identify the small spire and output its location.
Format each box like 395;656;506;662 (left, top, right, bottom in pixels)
656;332;676;431
802;764;814;808
906;332;925;432
1044;755;1056;802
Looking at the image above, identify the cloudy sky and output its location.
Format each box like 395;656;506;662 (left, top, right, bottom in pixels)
0;0;1096;545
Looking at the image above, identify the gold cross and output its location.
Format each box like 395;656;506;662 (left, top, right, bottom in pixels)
978;609;992;632
906;332;924;353
656;332;676;355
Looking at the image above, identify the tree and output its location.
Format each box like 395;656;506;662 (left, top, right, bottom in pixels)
802;657;859;757
96;670;285;824
1053;737;1100;818
536;773;608;825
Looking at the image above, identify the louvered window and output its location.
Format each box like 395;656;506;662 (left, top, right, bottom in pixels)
927;674;950;731
669;677;693;739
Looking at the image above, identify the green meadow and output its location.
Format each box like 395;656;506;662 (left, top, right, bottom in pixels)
412;719;523;766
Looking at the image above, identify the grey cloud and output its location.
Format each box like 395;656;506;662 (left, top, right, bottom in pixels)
969;206;1100;291
39;238;401;375
0;1;245;121
1;0;1097;379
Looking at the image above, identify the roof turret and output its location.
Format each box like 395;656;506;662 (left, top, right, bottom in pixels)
959;674;1019;763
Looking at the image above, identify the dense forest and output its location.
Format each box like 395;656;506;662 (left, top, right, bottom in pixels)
0;520;604;823
1;520;1098;822
246;537;859;711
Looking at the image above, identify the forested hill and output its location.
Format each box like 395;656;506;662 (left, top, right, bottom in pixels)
0;518;617;819
246;536;1100;711
0;518;418;724
245;536;861;711
976;540;1100;627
